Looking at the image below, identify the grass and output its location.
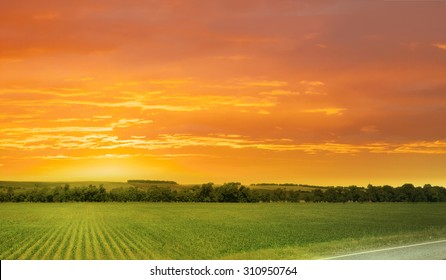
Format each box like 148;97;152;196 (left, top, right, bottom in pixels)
1;202;446;260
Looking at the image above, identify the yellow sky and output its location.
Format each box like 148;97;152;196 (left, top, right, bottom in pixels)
1;0;446;186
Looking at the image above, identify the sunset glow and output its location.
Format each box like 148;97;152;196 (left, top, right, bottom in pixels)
1;0;446;186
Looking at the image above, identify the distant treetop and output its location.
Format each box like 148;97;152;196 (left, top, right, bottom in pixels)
250;183;327;189
127;180;178;185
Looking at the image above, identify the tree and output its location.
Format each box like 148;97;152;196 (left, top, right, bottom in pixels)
311;189;323;202
197;183;215;202
216;183;241;202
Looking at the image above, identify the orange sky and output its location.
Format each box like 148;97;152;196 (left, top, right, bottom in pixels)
1;0;446;186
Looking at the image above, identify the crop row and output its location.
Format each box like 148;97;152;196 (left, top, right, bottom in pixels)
0;207;162;259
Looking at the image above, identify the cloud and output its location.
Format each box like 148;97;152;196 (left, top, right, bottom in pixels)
53;118;92;123
299;80;327;95
259;90;299;96
93;154;134;159
0;87;97;97
157;95;278;109
94;115;112;120
111;118;152;128
433;43;446;51
243;80;288;87
2;127;446;156
392;140;446;154
1;126;112;134
147;79;192;86
30;154;135;160
36;155;79;160
114;84;278;110
302;108;346;116
300;80;325;87
60;100;203;112
0;133;112;150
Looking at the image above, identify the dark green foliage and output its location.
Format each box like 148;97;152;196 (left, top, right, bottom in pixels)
216;182;242;202
196;183;216;202
1;182;446;203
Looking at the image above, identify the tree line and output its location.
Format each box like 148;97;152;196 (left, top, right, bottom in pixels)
0;183;446;203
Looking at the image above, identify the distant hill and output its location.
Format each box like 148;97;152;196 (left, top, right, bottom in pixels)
127;180;183;190
0;181;131;190
127;180;178;185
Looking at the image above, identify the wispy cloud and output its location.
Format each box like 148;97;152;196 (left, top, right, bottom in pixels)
302;108;346;116
1;126;113;135
433;43;446;51
53;118;92;123
2;128;446;156
148;79;192;86
299;80;327;95
243;80;288;87
111;118;152;128
0;87;98;97
30;154;135;160
36;155;79;160
259;90;299;96
93;154;134;159
52;116;112;123
94;116;112;120
300;80;325;87
392;140;446;154
60;100;203;112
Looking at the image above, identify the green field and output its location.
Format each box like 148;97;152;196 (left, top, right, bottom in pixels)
1;203;446;260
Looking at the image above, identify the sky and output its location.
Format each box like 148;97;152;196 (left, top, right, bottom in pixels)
1;0;446;186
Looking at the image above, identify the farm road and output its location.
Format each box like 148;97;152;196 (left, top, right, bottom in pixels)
324;239;446;260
